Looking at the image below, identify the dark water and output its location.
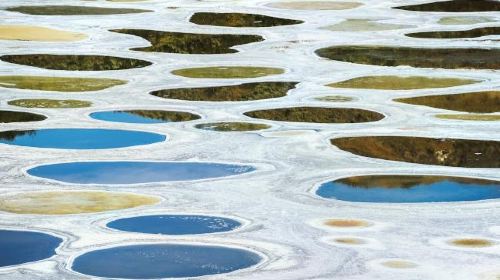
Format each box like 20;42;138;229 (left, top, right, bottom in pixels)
317;175;500;203
72;244;261;279
394;0;500;12
189;12;303;27
0;230;62;267
107;215;241;235
0;110;46;123
407;27;500;39
245;107;384;123
396;91;499;113
6;5;151;15
331;136;500;168
111;29;263;54
28;161;255;184
151;82;298;101
315;46;500;70
0;54;151;71
90;110;200;124
0;129;165;149
195;122;271;132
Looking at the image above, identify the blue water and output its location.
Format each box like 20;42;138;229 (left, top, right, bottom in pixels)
0;230;62;267
0;128;165;149
107;215;241;235
72;244;261;279
90;111;168;124
316;176;500;203
28;161;255;184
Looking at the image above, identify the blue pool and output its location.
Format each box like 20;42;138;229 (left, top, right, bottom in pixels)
107;215;241;235
316;175;500;203
28;161;255;184
72;244;261;279
0;230;62;267
90;110;200;124
0;129;165;149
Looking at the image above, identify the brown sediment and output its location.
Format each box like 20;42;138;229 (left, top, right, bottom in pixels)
0;25;87;42
407;27;500;39
0;191;160;215
324;219;371;228
395;91;500;113
6;5;151;15
172;66;284;79
0;76;126;91
195;122;271;132
244;107;384;123
382;260;418;269
394;0;500;12
189;12;303;27
331;136;500;168
8;99;92;108
333;237;366;244
0;111;46;123
328;76;478;90
266;1;362;10
450;238;495;248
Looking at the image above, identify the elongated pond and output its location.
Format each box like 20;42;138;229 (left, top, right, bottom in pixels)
72;244;261;279
90;110;200;124
317;175;500;203
27;161;255;184
0;110;46;123
0;230;62;267
245;107;384;123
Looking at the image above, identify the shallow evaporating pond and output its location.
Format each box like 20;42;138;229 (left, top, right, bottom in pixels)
0;129;165;149
315;46;500;70
0;55;151;71
5;5;151;15
111;29;263;54
331;136;500;168
0;110;46;123
172;66;284;79
245;107;384;123
328;76;478;90
394;0;500;12
107;215;241;235
196;122;271;132
72;244;261;279
407;27;500;39
27;161;255;184
317;175;500;203
189;12;302;27
0;230;62;267
90;110;200;124
396;91;499;113
0;76;126;92
151;82;297;101
8;99;92;109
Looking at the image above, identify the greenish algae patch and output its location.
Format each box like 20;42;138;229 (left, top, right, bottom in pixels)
315;46;500;70
325;19;413;32
111;29;263;54
0;25;87;42
0;76;126;92
407;27;500;39
436;114;500;121
266;1;362;10
0;55;152;71
245;107;384;123
438;16;495;25
450;238;495;248
172;66;284;79
394;0;500;12
151;82;297;101
195;122;271;132
0;191;160;215
0;111;46;123
189;12;303;27
328;76;478;90
395;91;499;113
315;95;354;102
6;5;151;15
8;99;92;108
331;136;500;168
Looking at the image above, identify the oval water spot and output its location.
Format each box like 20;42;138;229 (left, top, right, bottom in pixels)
0;54;152;71
325;19;413;32
317;175;500;203
407;27;500;39
172;66;284;79
0;76;126;92
90;110;200;124
27;161;255;184
0;110;46;123
8;99;92;108
107;215;241;235
394;0;500;12
0;129;166;149
189;12;303;27
245;107;384;123
5;5;152;15
71;244;261;279
331;136;500;168
328;76;478;90
0;25;87;42
0;230;62;267
195;122;271;132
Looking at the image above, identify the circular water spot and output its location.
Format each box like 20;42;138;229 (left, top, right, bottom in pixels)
0;191;159;214
107;215;241;235
71;244;262;279
27;161;255;184
0;128;166;149
0;110;46;123
324;219;371;228
450;238;495;248
172;66;284;79
381;260;418;269
90;110;200;124
0;229;62;267
195;122;271;132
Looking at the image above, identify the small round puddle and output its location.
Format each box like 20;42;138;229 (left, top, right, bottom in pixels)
189;12;302;27
381;260;418;269
396;91;499;113
450;238;495;248
0;76;126;92
151;82;297;101
196;122;271;132
107;215;241;235
394;0;500;12
9;99;91;108
245;107;384;123
0;191;159;214
6;5;151;15
331;136;500;168
71;244;261;279
266;1;362;10
0;55;151;71
172;66;284;79
317;175;500;203
324;219;371;228
90;110;200;124
0;128;165;149
0;110;46;123
328;76;478;90
0;230;62;267
27;161;255;184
